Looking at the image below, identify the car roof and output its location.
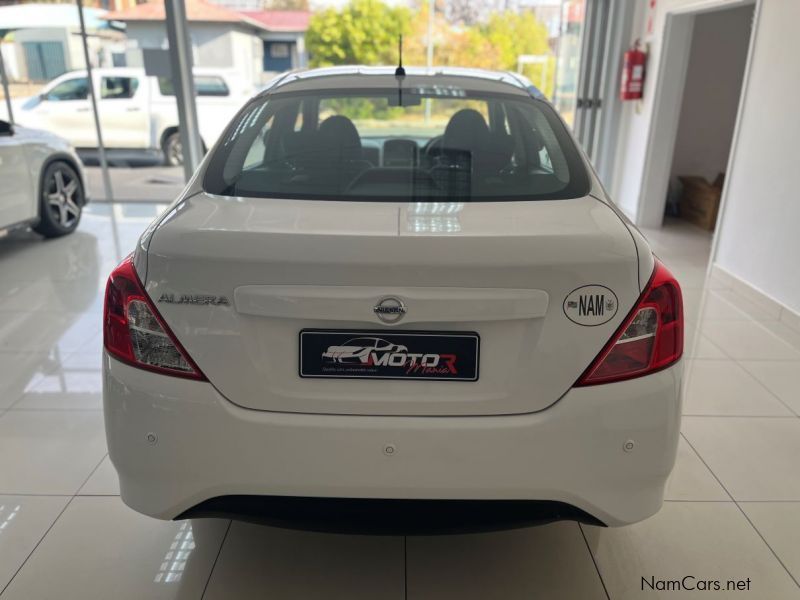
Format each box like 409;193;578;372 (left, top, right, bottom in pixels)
261;66;545;100
49;67;233;79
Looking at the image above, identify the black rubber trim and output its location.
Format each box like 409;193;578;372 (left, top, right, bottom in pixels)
176;496;606;535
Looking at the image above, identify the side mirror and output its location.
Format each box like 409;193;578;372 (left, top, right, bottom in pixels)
0;120;13;136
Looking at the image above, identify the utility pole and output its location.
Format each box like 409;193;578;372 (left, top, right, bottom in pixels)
76;0;113;201
425;0;434;122
165;0;203;182
426;0;434;69
0;37;14;125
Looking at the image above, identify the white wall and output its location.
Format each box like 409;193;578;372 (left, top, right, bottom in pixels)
609;0;755;225
669;6;751;182
714;1;800;314
123;22;261;90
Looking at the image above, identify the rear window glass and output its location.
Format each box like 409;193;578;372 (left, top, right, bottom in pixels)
203;85;589;202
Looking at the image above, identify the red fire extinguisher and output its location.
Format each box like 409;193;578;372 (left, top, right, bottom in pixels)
620;39;646;101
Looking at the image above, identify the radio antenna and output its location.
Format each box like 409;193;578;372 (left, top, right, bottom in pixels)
395;34;406;78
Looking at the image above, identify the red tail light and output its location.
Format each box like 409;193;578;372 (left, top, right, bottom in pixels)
576;259;683;386
103;255;205;380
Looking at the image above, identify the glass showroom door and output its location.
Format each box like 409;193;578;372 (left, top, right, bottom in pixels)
555;0;612;159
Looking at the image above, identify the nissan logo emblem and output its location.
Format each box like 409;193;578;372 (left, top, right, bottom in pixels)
373;297;407;323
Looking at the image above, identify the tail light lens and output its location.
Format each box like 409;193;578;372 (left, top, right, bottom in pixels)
576;258;683;386
103;255;205;380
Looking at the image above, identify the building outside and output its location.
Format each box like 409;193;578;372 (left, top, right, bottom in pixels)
0;3;126;83
104;0;309;89
0;0;142;9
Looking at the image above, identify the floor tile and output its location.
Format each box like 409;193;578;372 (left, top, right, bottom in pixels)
0;311;100;354
406;523;607;600
78;456;120;496
0;411;107;495
684;326;728;359
0;230;103;287
203;522;404;599
702;320;800;361
0;352;56;410
682;360;794;416
738;361;800;415
665;261;710;289
740;502;800;584
682;417;800;501
710;289;781;321
0;278;104;314
583;502;800;599
0;497;227;600
664;436;729;501
759;320;800;354
13;366;102;410
0;495;70;591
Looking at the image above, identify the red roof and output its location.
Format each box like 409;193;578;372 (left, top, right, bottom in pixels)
240;10;310;32
105;0;267;30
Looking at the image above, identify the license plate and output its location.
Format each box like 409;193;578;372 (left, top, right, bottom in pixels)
299;329;479;381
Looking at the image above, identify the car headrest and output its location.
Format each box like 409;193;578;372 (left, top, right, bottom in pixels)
442;109;490;154
317;115;362;161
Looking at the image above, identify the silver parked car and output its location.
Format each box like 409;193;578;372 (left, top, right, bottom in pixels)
0;119;87;238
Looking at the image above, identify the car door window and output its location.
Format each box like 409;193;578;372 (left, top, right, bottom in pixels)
45;77;89;101
158;76;229;97
101;77;139;100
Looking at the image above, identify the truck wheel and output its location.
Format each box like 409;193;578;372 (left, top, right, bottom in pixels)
163;132;183;166
33;161;84;238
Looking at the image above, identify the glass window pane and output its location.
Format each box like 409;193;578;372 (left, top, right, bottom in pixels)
204;83;589;202
158;76;229;97
45;77;89;101
101;77;139;100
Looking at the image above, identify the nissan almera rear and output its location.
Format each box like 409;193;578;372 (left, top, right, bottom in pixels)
103;67;683;534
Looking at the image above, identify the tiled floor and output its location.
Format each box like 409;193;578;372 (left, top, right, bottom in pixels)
1;206;799;599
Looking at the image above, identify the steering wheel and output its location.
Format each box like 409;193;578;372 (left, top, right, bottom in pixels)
422;135;444;158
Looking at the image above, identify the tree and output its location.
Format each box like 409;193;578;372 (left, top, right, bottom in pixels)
481;11;554;97
443;0;520;26
306;0;555;98
262;0;310;10
306;0;412;67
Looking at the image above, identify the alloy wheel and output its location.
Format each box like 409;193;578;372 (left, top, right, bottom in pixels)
45;167;81;228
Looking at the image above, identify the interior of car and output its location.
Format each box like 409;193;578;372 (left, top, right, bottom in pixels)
214;90;582;202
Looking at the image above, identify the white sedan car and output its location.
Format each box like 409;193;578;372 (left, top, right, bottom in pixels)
0;119;86;237
103;67;683;533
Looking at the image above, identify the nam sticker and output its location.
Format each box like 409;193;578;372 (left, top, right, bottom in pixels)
563;285;618;326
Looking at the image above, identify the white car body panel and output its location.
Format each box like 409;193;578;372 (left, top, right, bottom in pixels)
5;67;251;153
0;122;85;230
104;354;682;526
143;193;639;416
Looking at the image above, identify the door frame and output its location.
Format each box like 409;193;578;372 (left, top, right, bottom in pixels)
634;0;760;253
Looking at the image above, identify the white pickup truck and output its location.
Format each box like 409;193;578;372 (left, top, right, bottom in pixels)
5;67;252;165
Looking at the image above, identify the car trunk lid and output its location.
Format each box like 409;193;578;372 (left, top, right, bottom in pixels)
143;192;640;416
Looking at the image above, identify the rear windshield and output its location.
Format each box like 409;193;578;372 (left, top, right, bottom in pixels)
203;85;590;202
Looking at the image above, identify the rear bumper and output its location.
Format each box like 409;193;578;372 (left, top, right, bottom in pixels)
103;354;682;528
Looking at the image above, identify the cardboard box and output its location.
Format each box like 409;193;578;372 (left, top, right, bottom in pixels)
678;173;724;231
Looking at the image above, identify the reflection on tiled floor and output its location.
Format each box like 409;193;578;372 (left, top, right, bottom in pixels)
0;208;799;598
